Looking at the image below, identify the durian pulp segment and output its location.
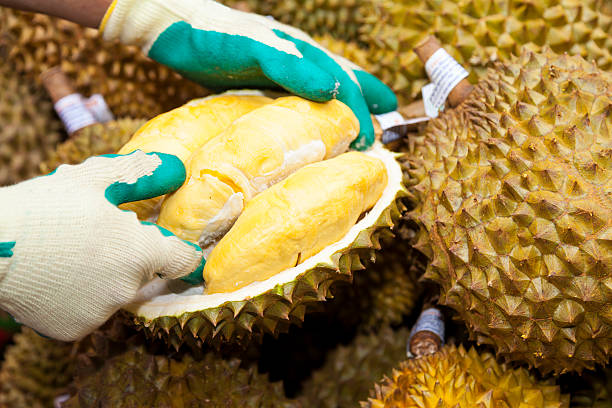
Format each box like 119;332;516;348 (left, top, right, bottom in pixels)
117;92;273;220
203;151;387;294
126;143;402;319
156;96;358;246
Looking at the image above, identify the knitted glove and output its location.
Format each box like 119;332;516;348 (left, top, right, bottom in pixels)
100;0;397;150
0;151;205;341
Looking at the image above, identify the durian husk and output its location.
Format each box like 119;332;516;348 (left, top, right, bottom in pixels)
359;0;612;104
0;328;75;408
39;118;147;174
124;143;406;349
362;344;569;408
0;8;208;119
0;61;63;186
298;326;410;408
64;342;299;408
404;49;612;374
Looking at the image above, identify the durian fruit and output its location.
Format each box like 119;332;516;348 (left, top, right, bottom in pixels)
362;344;569;407
118;92;272;221
157;96;358;247
222;0;363;41
125;141;405;349
0;61;63;186
328;229;424;331
39;118;147;174
63;343;299;408
0;8;207;119
0;327;75;408
404;49;612;373
299;326;409;408
359;0;612;104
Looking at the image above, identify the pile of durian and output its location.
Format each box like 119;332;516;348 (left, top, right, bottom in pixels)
1;1;612;408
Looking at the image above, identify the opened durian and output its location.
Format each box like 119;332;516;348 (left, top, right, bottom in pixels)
362;344;568;407
0;61;62;186
299;326;410;408
63;344;299;408
118;95;404;348
39;118;146;174
0;328;75;408
404;48;612;373
0;8;207;119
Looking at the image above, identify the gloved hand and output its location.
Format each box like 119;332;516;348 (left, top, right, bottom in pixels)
0;151;205;341
100;0;397;150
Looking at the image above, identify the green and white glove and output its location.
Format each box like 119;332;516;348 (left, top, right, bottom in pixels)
100;0;397;150
0;151;205;341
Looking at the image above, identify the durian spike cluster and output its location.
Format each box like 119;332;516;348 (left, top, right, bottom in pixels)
298;327;410;408
0;61;62;186
358;0;612;104
0;8;208;119
39;118;147;174
405;48;612;374
0;328;75;408
64;343;300;408
362;344;569;407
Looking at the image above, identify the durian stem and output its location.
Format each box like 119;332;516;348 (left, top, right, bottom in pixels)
413;36;473;107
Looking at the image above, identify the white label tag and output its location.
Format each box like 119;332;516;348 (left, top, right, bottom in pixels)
421;83;439;118
422;48;469;117
374;111;406;131
54;94;97;134
84;94;114;123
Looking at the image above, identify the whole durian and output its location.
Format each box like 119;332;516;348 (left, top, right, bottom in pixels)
0;328;75;408
63;344;299;408
360;0;612;104
0;61;63;186
298;326;409;408
362;344;569;407
404;48;612;373
0;8;207;119
39;118;147;174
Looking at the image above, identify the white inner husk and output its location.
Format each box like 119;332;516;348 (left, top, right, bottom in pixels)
127;142;403;319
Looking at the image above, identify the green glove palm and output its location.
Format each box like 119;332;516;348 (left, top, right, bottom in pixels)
101;0;397;150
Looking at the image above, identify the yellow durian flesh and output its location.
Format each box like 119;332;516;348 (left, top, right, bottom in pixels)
203;151;387;294
117;93;272;220
157;96;359;246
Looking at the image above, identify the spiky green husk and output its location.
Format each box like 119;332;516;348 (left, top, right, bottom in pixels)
39;118;147;174
127;183;406;349
298;326;409;408
362;344;568;407
0;9;207;119
63;343;298;408
0;61;63;186
328;230;424;331
360;0;612;104
0;328;75;408
404;49;612;374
